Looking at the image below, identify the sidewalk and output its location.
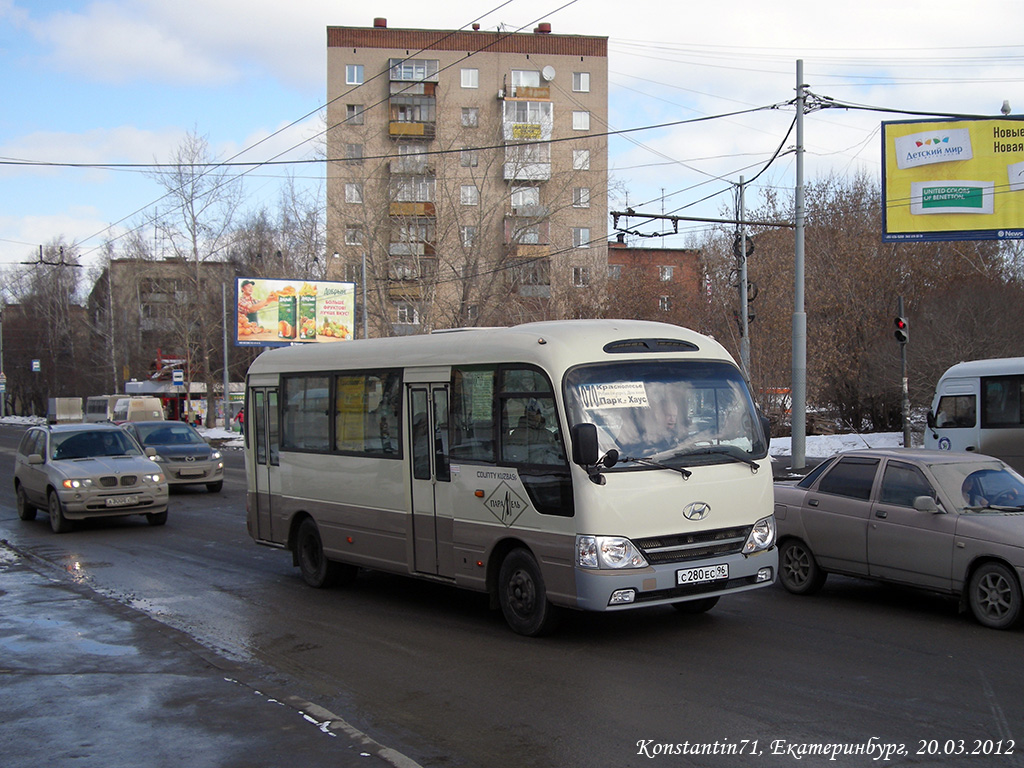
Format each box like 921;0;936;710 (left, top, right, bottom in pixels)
0;541;421;768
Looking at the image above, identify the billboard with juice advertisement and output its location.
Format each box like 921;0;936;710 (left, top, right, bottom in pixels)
882;117;1024;242
236;277;356;347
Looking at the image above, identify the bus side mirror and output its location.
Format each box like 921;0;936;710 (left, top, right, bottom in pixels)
570;423;599;467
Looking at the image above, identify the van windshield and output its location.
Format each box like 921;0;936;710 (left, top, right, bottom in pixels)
564;360;767;466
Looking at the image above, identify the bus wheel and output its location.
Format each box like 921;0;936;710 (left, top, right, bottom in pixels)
498;549;559;636
297;518;341;588
17;485;37;521
969;562;1022;630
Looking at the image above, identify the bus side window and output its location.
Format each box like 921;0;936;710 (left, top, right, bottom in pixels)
936;395;976;428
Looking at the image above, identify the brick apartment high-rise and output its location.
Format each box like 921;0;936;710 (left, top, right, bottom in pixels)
326;19;608;335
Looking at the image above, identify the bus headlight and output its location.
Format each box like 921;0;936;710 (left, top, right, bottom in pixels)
577;535;649;569
743;516;776;554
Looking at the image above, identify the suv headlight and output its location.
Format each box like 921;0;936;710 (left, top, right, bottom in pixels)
62;478;93;489
577;535;649;569
743;515;776;554
142;472;165;484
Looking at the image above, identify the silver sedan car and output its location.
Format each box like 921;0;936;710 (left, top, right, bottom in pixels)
121;421;224;492
774;448;1024;629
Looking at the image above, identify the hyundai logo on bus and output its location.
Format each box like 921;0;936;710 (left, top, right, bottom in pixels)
682;502;711;521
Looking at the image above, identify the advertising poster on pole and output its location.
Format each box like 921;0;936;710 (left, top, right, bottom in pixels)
882;117;1024;242
235;278;356;347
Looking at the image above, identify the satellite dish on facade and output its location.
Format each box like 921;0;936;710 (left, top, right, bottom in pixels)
541;65;556;82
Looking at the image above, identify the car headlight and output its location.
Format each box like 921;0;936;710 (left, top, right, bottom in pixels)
743;515;776;554
149;454;165;462
211;450;222;460
62;478;93;489
142;473;165;484
577;535;649;569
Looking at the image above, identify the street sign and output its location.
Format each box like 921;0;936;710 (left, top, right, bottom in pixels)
173;369;184;386
31;360;40;372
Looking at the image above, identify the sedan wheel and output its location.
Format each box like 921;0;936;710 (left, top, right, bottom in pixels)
779;538;826;595
968;562;1022;630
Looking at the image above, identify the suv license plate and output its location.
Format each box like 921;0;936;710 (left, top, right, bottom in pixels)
677;563;729;585
106;495;139;507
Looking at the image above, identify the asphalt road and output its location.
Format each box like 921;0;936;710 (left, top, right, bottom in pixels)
1;422;1022;768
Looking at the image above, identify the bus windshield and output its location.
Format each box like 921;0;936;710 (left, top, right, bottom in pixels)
564;360;767;466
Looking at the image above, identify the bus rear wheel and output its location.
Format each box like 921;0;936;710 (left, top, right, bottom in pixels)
498;548;559;637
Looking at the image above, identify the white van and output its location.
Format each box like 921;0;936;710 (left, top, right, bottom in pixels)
244;319;777;635
112;396;165;424
925;357;1024;473
84;395;122;423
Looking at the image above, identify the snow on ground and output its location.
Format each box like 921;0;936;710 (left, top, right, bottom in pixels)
1;414;902;458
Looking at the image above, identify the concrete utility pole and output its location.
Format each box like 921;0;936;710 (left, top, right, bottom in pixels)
791;60;808;470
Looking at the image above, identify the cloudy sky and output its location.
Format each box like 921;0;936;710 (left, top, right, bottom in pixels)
1;0;1021;270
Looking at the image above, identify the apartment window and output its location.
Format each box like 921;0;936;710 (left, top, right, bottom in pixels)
572;267;591;287
461;185;479;206
659;296;672;312
460;225;477;248
346;64;364;85
573;111;591;131
345;183;363;204
461;68;479;88
461;107;479;127
572;149;590;170
519;224;541;245
345;226;363;245
608;264;622;280
573;72;590;92
511;186;540;209
389;58;439;82
659;265;675;282
572;228;590;248
511;69;541;87
505;142;551;165
390;96;435;123
346;104;364;125
344;263;362;283
572;188;590;208
506;101;552;124
460;147;479;167
393;176;435;202
396;302;420;324
513;259;550;286
345;144;363;164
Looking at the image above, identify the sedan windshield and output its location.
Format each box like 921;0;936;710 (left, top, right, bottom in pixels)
930;460;1024;511
564;360;767;467
133;423;206;446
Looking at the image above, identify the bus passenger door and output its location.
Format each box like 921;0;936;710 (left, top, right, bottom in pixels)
250;387;280;542
409;384;454;578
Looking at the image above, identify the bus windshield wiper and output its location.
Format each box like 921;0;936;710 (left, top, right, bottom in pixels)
618;455;692;479
674;446;760;473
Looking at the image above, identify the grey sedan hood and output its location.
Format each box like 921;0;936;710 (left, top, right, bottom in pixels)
956;511;1024;547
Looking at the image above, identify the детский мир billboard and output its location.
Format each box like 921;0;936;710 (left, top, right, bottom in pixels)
882;117;1024;242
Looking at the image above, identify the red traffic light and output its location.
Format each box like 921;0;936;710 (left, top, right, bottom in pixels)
894;316;909;343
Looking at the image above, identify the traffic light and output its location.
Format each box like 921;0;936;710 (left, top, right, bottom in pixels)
894;316;909;344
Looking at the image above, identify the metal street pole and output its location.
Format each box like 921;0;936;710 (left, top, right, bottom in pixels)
222;284;231;428
0;303;5;418
898;295;911;447
739;176;750;379
791;59;808;470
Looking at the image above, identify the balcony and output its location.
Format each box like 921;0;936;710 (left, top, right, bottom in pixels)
389;158;432;174
389;121;436;139
389;201;436;218
504;161;551;181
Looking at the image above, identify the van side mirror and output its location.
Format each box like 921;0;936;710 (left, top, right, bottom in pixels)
926;410;935;429
759;413;771;449
570;423;599;467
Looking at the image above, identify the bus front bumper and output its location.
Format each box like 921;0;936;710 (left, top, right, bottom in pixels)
574;548;777;611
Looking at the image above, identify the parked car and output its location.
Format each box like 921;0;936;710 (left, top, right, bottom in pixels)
13;423;169;533
774;448;1024;629
121;420;224;492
